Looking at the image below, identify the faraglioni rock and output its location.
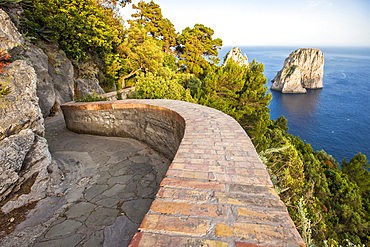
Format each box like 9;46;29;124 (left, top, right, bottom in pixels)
222;47;249;67
271;48;324;93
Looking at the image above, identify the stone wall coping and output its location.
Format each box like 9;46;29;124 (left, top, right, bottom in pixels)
61;99;305;247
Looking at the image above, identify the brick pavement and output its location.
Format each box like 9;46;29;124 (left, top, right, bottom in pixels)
62;99;305;247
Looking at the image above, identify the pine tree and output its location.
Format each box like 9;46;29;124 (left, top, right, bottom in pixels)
176;24;222;77
115;25;163;88
237;59;272;151
130;0;178;53
197;59;271;150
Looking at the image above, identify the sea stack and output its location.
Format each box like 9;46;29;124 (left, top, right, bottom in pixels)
222;47;249;67
271;48;324;93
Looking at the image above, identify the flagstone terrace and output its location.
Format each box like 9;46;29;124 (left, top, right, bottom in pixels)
61;99;305;247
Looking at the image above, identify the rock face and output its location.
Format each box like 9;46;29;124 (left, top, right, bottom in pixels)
271;48;324;93
75;78;105;98
222;47;248;67
0;9;24;53
22;45;56;116
12;43;75;116
43;42;75;113
0;60;54;209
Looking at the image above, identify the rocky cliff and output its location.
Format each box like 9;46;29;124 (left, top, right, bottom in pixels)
10;42;75;116
0;9;62;212
271;48;324;93
0;60;61;213
0;9;23;53
222;47;249;67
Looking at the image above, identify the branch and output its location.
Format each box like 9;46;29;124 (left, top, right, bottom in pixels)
121;67;142;88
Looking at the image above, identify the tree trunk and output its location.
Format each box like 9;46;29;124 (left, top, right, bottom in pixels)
121;67;141;88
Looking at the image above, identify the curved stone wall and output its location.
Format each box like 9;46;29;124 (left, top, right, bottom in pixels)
62;101;184;160
61;99;305;247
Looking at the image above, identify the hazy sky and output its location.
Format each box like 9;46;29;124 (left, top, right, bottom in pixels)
121;0;370;47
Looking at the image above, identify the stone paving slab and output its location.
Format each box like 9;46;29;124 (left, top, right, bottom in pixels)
61;99;305;247
0;114;171;247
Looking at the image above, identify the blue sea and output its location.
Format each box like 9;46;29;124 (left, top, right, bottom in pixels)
219;46;370;163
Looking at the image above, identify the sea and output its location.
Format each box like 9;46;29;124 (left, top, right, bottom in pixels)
218;46;370;163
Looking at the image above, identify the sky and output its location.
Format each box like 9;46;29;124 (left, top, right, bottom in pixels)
120;0;370;47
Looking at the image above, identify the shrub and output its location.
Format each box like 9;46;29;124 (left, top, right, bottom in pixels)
130;69;194;102
75;91;107;102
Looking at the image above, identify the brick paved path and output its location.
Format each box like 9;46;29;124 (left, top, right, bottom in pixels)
62;99;305;247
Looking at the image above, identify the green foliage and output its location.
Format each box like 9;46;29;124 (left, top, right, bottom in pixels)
75;91;107;102
130;68;194;102
0;0;22;6
237;59;272;150
262;116;370;246
297;197;315;247
116;90;122;100
180;74;202;96
176;24;222;76
115;25;164;87
163;53;178;71
23;0;124;61
342;153;370;197
130;0;178;53
197;59;246;117
285;64;298;77
197;59;271;151
274;116;289;131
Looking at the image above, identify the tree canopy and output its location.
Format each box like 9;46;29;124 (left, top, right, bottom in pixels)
130;0;178;53
176;24;222;76
115;25;163;88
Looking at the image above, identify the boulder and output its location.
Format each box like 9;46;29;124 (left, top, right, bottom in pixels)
271;48;324;93
0;60;44;140
75;78;105;98
0;9;23;53
22;45;56;116
43;42;74;113
0;60;53;206
222;47;248;67
12;42;75;116
0;129;34;196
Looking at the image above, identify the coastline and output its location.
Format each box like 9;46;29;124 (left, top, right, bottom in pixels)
218;46;370;162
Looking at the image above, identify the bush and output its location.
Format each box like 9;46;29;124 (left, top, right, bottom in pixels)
23;0;124;65
130;69;194;102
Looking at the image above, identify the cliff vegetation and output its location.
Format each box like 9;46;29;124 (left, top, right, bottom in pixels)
2;0;369;246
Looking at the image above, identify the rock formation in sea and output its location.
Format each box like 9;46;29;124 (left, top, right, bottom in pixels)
222;47;249;67
271;48;324;93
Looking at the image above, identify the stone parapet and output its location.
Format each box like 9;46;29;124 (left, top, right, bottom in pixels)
61;99;305;247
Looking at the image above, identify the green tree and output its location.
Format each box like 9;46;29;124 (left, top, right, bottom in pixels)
237;59;272;150
176;24;222;76
130;0;178;53
197;59;245;116
100;0;131;7
197;59;271;150
342;153;370;196
131;67;194;102
25;0;124;61
114;25;164;88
